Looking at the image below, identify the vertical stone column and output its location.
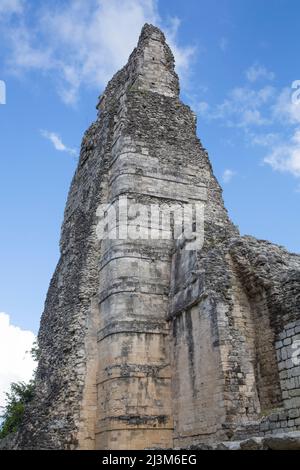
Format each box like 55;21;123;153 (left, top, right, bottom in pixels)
95;145;173;450
94;25;181;450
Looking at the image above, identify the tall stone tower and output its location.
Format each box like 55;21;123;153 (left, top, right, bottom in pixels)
15;24;300;450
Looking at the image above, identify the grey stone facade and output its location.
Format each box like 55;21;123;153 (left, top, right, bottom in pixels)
9;24;300;450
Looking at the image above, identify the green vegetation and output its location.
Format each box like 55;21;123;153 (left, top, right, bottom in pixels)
0;381;35;439
0;341;38;439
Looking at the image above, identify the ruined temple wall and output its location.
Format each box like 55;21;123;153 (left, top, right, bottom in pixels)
169;245;256;445
170;235;300;445
217;256;261;427
171;301;227;447
221;238;300;439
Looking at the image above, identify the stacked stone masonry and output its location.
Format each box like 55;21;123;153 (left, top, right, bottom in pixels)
10;24;300;450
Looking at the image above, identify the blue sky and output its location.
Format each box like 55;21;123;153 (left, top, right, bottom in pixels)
0;0;300;345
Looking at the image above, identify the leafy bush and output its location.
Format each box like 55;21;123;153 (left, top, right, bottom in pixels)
0;341;38;439
0;381;35;439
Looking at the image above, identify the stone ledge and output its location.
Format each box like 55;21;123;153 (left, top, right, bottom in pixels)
179;431;300;450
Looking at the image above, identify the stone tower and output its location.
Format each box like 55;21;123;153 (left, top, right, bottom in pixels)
15;24;300;450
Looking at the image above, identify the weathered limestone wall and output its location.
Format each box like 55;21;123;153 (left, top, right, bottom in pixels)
169;232;300;446
171;303;226;447
228;238;300;438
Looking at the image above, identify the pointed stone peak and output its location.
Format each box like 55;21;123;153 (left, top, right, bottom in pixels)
135;23;178;84
97;24;179;111
138;23;166;44
124;23;179;99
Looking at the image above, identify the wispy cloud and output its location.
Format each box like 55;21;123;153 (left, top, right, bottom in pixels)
246;63;275;83
222;169;236;183
194;61;300;182
262;85;300;178
264;129;300;177
247;132;279;148
41;130;77;156
196;101;210;114
197;64;276;129
0;0;24;17
1;0;196;105
204;85;275;128
272;87;300;125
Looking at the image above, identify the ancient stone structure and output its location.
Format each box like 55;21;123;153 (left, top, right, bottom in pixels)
12;24;300;450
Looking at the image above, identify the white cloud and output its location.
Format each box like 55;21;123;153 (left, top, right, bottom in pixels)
0;313;36;411
241;108;269;126
186;57;300;185
246;63;275;83
7;25;53;71
264;128;300;177
248;131;280;148
211;85;275;128
222;169;236;183
41;130;77;156
247;85;300;179
2;0;195;104
272;87;300;125
190;65;300;183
